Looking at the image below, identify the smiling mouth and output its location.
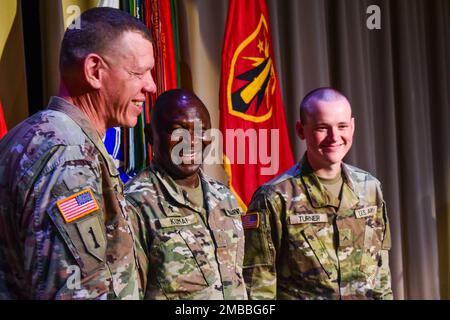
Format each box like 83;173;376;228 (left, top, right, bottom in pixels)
321;143;344;149
180;152;202;164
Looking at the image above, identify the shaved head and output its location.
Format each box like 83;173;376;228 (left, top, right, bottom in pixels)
296;87;355;175
299;87;350;124
148;89;211;184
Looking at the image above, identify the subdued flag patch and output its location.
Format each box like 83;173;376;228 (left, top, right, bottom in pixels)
57;189;99;223
242;212;259;229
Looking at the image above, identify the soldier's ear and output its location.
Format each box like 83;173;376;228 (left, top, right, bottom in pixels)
83;53;104;89
296;121;305;140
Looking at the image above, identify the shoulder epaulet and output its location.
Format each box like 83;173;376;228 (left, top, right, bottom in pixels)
262;163;301;187
343;163;381;185
202;173;230;192
125;168;157;192
35;110;86;146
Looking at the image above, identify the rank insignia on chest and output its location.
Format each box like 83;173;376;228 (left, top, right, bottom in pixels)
224;208;242;217
56;188;100;223
242;212;259;229
354;206;377;219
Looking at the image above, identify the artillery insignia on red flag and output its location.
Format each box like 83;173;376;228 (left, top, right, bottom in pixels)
220;0;294;210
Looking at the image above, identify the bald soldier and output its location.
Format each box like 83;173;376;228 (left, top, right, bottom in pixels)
243;87;393;300
0;7;156;299
125;89;247;300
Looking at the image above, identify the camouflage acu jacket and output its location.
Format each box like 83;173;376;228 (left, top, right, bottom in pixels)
243;155;393;300
0;97;140;299
125;164;248;300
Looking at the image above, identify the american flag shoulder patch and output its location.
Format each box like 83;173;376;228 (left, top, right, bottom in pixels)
56;188;100;223
241;212;260;230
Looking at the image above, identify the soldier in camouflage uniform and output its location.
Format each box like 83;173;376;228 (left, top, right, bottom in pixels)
125;89;247;300
243;87;393;300
0;7;156;299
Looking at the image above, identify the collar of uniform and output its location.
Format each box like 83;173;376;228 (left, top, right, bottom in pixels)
299;156;361;211
298;154;360;211
150;162;225;213
150;162;187;207
150;162;206;213
338;163;360;212
199;172;226;212
47;96;119;177
299;155;336;208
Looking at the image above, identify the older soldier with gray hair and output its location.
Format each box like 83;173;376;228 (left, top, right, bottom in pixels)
243;87;393;299
0;7;156;299
125;89;247;300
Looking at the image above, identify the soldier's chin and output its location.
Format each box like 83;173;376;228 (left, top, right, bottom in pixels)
323;152;346;164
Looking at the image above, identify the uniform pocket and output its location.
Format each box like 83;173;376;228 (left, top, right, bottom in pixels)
359;215;383;275
288;224;335;279
47;203;106;276
178;229;217;286
44;155;107;276
214;215;244;279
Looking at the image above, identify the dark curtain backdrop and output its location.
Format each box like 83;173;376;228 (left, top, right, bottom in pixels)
177;0;450;299
267;0;449;300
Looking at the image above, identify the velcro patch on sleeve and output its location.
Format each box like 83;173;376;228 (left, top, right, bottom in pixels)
241;212;260;229
56;188;100;223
